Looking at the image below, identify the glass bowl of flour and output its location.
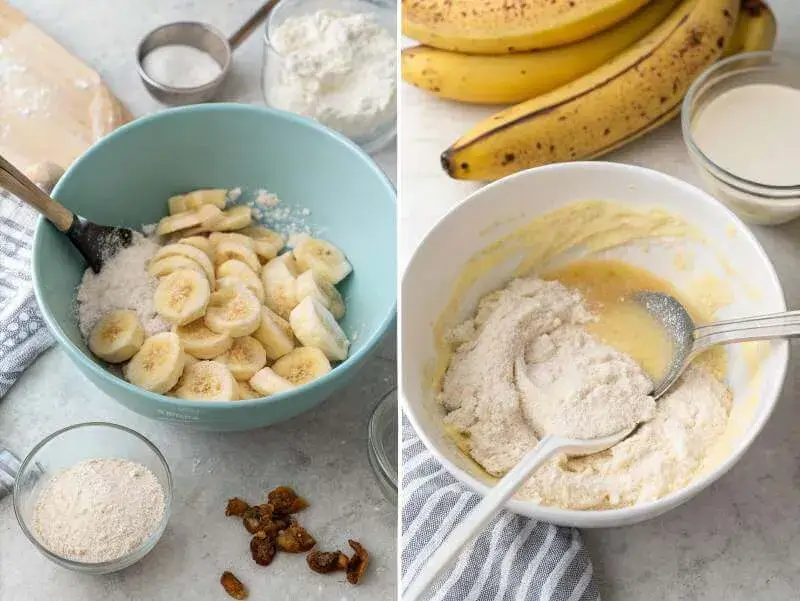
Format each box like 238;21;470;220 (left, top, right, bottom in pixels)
13;422;172;573
262;0;397;154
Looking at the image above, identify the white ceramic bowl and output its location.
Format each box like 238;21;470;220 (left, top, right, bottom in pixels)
401;162;788;528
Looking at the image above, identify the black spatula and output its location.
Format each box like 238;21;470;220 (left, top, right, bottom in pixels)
0;154;134;273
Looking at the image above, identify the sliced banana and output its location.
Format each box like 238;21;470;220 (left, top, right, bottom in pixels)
289;297;350;361
172;360;237;401
272;251;299;276
156;204;223;236
125;332;185;394
295;269;346;320
241;226;285;262
237;379;261;400
178;236;213;260
147;255;206;280
214;241;261;273
174;317;233;359
88;309;145;363
253;305;295;361
293;238;352;284
217;259;265;302
218;336;267;380
184;353;200;367
272;346;332;386
208;205;252;232
154;243;215;285
261;258;298;319
168;189;228;214
210;232;254;250
249;366;296;396
154;269;211;325
204;285;262;337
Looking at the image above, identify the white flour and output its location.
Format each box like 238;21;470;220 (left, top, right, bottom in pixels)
34;458;165;563
440;277;732;509
141;45;221;88
76;233;168;338
266;10;396;138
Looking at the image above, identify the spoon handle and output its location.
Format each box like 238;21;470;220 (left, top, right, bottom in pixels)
228;0;280;51
402;436;566;601
693;310;800;355
0;154;74;232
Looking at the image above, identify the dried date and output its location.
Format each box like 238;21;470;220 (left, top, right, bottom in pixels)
225;497;250;517
346;540;369;585
276;520;316;553
267;486;309;515
220;571;248;599
307;550;349;574
250;531;277;566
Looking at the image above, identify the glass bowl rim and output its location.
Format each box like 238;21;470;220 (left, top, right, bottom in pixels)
681;50;800;194
12;421;173;569
368;387;398;491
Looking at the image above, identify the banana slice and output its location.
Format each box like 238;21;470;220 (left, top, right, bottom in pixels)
154;269;211;325
168;189;228;214
125;332;185;393
184;353;200;367
178;236;214;259
273;251;299;276
289;297;350;361
210;232;254;250
253;306;295;361
154;243;215;285
261;258;298;319
174;318;233;359
147;255;207;280
214;241;261;273
204;285;262;337
293;238;352;284
88;309;145;363
295;270;346;320
172;360;237;401
156;204;223;236
272;347;332;386
217;259;265;302
237;379;261;400
249;366;296;396
218;336;267;380
208;205;253;232
241;226;285;262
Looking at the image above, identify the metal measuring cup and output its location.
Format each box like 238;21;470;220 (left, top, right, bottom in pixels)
136;0;279;106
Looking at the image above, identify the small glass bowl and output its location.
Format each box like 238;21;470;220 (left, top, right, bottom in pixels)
368;387;397;505
682;51;800;226
262;0;397;154
13;422;172;574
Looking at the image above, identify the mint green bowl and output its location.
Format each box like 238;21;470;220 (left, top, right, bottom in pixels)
32;104;395;431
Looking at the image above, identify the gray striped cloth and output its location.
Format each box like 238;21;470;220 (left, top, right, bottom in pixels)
0;191;53;398
401;416;600;601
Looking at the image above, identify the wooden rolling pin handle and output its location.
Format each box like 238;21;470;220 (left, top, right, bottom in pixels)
0;155;75;232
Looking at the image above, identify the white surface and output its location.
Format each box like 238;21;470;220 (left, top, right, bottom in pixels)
0;1;396;599
400;2;800;598
401;161;787;526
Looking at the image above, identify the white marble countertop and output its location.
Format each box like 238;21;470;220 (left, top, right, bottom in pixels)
0;1;397;600
401;2;800;600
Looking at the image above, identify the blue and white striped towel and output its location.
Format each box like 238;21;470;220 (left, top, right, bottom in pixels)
401;416;600;601
0;190;54;398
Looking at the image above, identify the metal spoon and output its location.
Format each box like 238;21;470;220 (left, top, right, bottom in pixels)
634;291;799;398
0;154;133;273
137;0;279;105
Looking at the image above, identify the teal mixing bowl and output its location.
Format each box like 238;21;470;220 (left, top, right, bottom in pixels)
32;104;395;431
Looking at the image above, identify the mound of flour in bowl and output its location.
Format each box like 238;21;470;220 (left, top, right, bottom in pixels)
439;276;732;509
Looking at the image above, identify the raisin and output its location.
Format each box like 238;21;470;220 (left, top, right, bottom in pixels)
268;486;309;515
250;531;277;566
242;504;277;534
220;571;248;599
346;540;369;585
276;520;316;553
225;497;250;517
307;550;349;574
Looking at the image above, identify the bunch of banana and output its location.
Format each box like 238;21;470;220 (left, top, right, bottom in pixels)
87;188;353;401
403;0;776;181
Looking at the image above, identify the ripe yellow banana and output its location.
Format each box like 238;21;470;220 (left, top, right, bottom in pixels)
403;0;650;54
402;0;680;105
723;0;777;56
441;0;739;181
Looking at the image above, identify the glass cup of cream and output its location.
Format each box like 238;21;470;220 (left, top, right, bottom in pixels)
682;51;800;226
